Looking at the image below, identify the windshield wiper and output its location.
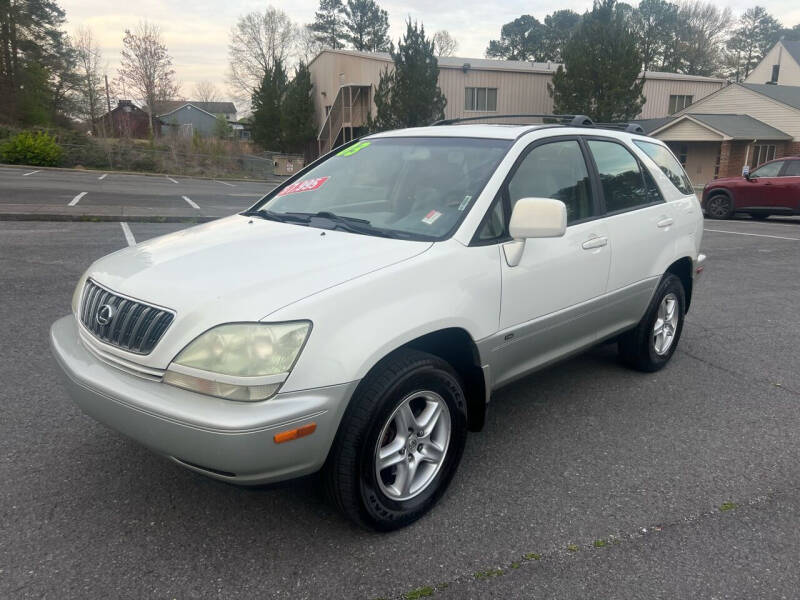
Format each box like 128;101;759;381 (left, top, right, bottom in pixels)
289;211;421;239
244;209;312;224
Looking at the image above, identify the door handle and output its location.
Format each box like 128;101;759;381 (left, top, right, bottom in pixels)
581;236;608;250
657;217;674;228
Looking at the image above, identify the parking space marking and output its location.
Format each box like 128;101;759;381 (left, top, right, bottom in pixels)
182;195;200;209
68;192;87;206
22;170;40;176
120;222;136;246
228;193;264;197
214;180;236;187
167;176;179;184
704;228;799;241
98;174;107;180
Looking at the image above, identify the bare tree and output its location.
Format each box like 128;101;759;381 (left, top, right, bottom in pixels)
228;7;296;100
73;26;105;134
432;30;458;57
193;80;220;102
116;21;179;134
297;25;325;64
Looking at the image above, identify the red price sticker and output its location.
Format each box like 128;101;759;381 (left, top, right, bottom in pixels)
277;176;330;196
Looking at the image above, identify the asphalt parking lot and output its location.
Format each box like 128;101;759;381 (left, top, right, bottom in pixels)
2;216;800;599
0;165;277;220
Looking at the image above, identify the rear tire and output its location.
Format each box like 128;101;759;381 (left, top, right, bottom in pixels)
618;274;685;372
323;349;468;531
705;193;735;219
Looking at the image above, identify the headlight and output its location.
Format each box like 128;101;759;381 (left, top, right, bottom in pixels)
163;321;311;401
71;271;89;315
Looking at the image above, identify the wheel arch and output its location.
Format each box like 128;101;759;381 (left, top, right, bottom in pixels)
666;257;693;312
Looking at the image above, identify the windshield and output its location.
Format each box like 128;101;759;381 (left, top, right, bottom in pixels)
254;137;511;240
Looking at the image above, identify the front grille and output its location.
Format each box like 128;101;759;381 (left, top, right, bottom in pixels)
78;279;175;354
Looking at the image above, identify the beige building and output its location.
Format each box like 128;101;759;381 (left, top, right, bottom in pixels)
308;49;725;155
744;40;800;86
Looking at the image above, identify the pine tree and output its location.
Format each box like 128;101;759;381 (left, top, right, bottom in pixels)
369;20;446;131
725;7;782;81
342;0;390;52
281;62;316;154
311;0;346;50
549;0;645;122
251;60;287;150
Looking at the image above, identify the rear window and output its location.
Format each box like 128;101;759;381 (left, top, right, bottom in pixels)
634;140;694;195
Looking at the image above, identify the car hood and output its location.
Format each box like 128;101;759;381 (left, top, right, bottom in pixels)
88;215;433;327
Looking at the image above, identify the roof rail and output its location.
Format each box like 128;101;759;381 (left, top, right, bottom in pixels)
432;114;594;127
594;122;646;134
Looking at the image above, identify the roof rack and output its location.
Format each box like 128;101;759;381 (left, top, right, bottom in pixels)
432;114;647;135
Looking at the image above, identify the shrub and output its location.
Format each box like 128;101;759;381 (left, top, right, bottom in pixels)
0;131;63;166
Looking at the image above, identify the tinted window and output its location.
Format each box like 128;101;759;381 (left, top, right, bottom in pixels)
587;140;650;213
784;160;800;176
752;161;783;178
508;140;594;224
634;140;694;195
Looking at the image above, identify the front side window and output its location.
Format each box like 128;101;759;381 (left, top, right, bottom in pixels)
464;87;498;112
634;140;694;195
751;160;783;178
587;140;651;213
668;94;693;114
256;137;511;241
507;140;595;224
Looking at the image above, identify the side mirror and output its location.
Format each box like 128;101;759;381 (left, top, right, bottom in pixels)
504;198;567;267
509;197;567;239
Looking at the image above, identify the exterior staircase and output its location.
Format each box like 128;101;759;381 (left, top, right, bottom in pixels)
317;84;372;156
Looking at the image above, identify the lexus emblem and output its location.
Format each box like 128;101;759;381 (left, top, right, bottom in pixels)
96;304;115;326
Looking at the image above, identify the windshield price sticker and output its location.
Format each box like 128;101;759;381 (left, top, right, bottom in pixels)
277;176;330;196
458;195;472;211
422;210;442;225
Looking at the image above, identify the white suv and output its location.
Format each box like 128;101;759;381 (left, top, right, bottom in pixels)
51;119;706;530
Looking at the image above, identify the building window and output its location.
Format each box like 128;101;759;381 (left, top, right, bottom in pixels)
713;147;721;179
750;144;776;168
465;87;498;112
677;144;688;167
668;94;693;114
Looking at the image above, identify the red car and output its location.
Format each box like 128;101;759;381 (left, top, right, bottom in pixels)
703;156;800;220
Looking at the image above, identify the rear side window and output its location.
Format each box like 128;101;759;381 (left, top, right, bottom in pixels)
784;161;800;176
587;140;651;213
507;140;594;224
633;140;693;195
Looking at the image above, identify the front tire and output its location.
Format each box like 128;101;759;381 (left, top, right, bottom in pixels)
705;193;735;219
618;274;686;372
323;349;468;531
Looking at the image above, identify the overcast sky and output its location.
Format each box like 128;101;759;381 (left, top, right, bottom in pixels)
61;0;800;106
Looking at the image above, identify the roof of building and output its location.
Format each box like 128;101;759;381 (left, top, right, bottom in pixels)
781;40;800;65
648;113;791;140
310;48;725;82
631;117;674;134
742;83;800;110
155;101;237;115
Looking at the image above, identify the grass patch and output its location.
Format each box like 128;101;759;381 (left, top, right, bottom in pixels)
404;586;434;599
522;552;541;561
474;568;504;580
719;501;738;512
593;539;608;548
567;544;580;552
510;561;521;569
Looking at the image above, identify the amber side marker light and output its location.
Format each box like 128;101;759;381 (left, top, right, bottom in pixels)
274;422;317;444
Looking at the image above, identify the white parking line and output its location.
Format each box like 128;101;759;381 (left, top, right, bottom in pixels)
68;192;87;206
98;173;107;180
167;176;179;184
214;179;236;187
704;228;799;241
120;222;136;246
227;193;263;197
22;170;40;176
182;195;200;209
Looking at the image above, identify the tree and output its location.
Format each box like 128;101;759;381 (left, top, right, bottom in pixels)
665;1;732;76
542;10;581;62
725;7;782;81
281;62;316;153
117;21;179;134
342;0;390;52
630;0;679;71
228;7;295;100
311;0;346;50
297;25;325;64
213;114;233;139
486;15;546;61
432;30;458;57
194;80;220;102
782;24;800;42
73;26;105;134
370;20;446;131
251;59;287;149
549;0;645;122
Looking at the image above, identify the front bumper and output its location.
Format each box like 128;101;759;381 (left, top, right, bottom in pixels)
50;315;357;485
693;253;707;282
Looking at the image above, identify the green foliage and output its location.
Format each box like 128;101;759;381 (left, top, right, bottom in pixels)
251;60;288;150
486;11;581;62
726;6;783;81
549;0;645;122
281;62;316;154
403;586;434;599
213;114;233;139
629;0;680;71
311;0;346;50
0;131;63;166
369;20;446;132
719;501;738;512
343;0;390;52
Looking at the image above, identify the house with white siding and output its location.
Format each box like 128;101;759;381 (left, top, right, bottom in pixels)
744;40;800;86
308;49;725;156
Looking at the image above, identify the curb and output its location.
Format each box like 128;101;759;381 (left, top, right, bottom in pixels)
0;213;219;223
